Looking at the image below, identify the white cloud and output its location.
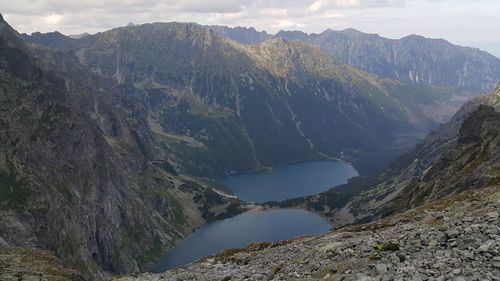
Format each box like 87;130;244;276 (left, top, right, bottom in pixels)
308;0;326;12
180;0;245;13
336;0;360;8
272;20;305;28
45;14;63;25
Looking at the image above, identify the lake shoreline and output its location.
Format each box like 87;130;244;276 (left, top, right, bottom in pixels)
151;160;358;273
219;160;359;203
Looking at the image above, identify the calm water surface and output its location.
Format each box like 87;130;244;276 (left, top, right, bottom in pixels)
153;209;331;272
220;160;358;202
154;161;357;272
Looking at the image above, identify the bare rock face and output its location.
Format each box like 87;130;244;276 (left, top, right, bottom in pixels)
0;15;241;280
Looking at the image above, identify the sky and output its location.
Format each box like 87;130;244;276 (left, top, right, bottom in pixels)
2;0;500;57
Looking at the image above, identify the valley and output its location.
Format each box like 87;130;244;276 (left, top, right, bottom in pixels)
0;5;499;281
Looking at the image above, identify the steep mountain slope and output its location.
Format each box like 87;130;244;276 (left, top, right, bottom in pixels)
279;85;500;228
0;15;241;280
22;23;455;174
278;29;500;92
206;26;500;93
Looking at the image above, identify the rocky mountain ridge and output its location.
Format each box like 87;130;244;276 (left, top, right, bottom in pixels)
209;26;500;93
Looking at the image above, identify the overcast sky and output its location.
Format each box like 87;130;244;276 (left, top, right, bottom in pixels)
2;0;500;57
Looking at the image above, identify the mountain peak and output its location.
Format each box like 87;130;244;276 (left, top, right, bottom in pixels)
341;27;363;34
401;34;427;41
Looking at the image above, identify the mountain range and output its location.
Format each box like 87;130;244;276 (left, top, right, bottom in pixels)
20;22;482;175
208;25;500;93
1;13;499;281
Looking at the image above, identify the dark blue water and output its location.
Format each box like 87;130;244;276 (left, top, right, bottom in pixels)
153;209;331;272
220;160;358;202
154;161;357;272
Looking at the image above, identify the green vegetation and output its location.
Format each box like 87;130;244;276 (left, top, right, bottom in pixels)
0;172;28;210
136;235;165;270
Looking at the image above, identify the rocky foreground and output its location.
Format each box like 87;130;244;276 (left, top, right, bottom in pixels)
113;185;500;281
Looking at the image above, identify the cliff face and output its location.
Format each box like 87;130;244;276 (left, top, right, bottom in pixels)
0;16;241;280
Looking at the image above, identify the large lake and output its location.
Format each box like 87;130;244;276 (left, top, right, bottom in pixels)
220;160;358;202
153;209;331;272
154;161;357;272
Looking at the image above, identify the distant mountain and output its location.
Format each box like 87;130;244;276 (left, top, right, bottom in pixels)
0;15;241;279
279;29;500;92
207;26;500;93
206;25;273;44
279;84;500;227
19;31;80;50
68;32;90;39
22;22;464;174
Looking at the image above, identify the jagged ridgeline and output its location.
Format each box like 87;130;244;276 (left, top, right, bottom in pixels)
208;25;500;93
24;22;462;175
0;15;242;280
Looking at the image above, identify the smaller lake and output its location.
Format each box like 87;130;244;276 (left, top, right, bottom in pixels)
153;209;331;272
220;160;358;202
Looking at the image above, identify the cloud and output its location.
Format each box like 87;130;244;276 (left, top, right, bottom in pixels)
45;14;63;25
272;20;306;28
180;0;245;13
